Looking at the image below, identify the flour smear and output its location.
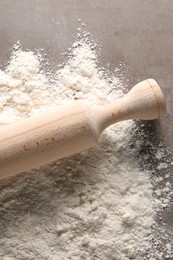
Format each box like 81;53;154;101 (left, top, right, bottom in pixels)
0;36;172;260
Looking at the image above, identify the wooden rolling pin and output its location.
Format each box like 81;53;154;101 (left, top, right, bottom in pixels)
0;79;166;179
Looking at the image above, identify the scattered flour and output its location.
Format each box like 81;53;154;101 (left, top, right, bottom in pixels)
0;38;172;260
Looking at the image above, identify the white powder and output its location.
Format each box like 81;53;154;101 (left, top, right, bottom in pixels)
0;38;172;260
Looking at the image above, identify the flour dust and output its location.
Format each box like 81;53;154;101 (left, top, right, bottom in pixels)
0;37;172;260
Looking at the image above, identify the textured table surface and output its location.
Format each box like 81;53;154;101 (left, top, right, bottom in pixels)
0;0;173;254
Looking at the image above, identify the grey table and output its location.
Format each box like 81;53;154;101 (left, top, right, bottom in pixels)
0;0;173;257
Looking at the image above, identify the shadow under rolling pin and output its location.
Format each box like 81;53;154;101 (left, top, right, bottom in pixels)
0;79;166;180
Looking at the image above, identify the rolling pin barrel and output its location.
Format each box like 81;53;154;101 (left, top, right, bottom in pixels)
0;79;166;179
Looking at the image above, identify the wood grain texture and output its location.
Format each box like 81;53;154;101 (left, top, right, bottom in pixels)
0;79;166;179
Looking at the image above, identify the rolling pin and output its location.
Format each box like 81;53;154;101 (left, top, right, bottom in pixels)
0;79;166;179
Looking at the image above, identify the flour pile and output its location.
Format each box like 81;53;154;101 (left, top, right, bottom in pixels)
0;39;172;260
